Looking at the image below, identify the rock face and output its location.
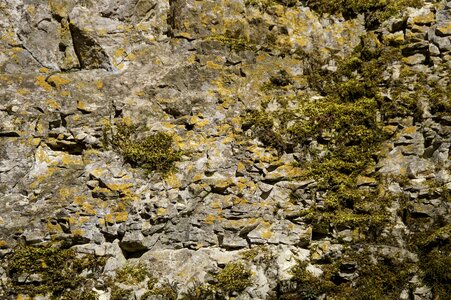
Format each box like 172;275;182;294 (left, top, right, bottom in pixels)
0;0;450;299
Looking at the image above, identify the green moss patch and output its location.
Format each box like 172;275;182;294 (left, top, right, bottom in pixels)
214;261;253;295
244;26;450;238
4;244;105;298
108;119;182;174
285;249;415;300
307;0;423;28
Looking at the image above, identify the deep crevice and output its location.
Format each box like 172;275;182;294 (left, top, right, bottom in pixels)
68;21;113;71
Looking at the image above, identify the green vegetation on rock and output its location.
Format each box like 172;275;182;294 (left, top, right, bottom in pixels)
4;244;105;298
115;263;152;285
108;119;182;174
214;261;253;295
248;34;413;235
406;219;451;299
285;250;415;300
308;0;423;28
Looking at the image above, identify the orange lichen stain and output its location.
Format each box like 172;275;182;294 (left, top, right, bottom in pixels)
233;197;249;205
76;82;86;89
134;90;145;97
261;230;273;239
90;168;105;178
77;100;87;111
256;54;269;63
26;5;36;15
211;200;222;209
78;216;90;224
402;126;417;135
17;88;30;95
120;190;139;202
58;187;74;200
46;222;63;234
204;215;217;225
106;182;133;191
222;135;235;144
36;76;53;92
10;47;23;62
95;80;104;90
104;214;115;224
156;208;167;216
30;168;57;189
165;174;181;189
187;54;197;64
114;201;128;212
35;147;51;163
67;216;77;225
399;167;407;176
82;202;97;216
20;137;40;147
114;48;126;58
121;116;133;126
61;153;83;166
97;29;107;36
105;212;128;224
261;220;272;228
162;122;176;129
92;187;115;198
72;228;86;237
0;75;13;85
136;23;148;31
1;28;16;45
193;173;204;182
237;162;246;173
35;122;46;134
73;195;86;205
247;218;258;225
47;98;61;109
206;61;222;70
196;119;210;128
114;211;128;223
47;75;71;90
0;240;8;248
127;53;136;61
97;200;108;209
39;67;50;73
60;90;71;97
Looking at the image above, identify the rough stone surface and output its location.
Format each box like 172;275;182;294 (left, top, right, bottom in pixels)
0;0;450;299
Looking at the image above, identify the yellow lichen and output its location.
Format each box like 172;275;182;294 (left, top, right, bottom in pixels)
47;75;71;90
36;76;53;92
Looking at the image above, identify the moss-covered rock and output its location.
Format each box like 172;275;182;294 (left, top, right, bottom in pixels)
4;244;105;298
308;0;423;28
107;119;183;174
214;261;253;296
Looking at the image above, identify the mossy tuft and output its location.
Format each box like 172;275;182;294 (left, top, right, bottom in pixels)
4;244;105;298
108;119;182;174
214;261;253;295
307;0;423;28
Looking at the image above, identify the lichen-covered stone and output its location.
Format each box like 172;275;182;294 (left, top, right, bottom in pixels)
0;0;450;299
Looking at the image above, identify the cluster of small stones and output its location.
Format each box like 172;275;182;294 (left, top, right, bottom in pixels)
0;0;449;299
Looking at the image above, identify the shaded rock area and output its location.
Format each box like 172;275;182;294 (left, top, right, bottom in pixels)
0;0;450;299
